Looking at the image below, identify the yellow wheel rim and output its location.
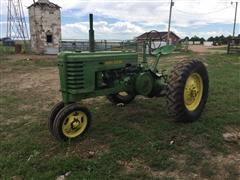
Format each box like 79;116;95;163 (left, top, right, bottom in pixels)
184;73;203;111
118;91;128;96
62;111;88;138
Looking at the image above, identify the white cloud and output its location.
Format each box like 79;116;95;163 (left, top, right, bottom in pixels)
0;0;239;39
62;21;146;39
56;0;237;26
111;22;144;34
1;0;237;25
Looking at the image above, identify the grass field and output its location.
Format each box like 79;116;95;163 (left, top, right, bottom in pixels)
0;52;239;179
0;44;15;55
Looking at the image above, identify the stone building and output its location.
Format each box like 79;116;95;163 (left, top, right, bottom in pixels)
28;0;61;54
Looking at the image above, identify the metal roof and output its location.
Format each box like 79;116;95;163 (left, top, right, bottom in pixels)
28;0;60;9
136;31;180;40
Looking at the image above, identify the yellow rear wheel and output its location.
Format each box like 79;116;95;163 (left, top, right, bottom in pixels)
184;73;203;111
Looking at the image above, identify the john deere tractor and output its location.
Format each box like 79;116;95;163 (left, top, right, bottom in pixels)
48;15;209;141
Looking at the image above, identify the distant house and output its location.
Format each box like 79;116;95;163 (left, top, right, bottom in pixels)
136;31;181;44
136;31;180;54
203;41;213;46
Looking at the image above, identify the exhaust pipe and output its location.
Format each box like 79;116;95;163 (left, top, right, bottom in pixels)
89;14;95;52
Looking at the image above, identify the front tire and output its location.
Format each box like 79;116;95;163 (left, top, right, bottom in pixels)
52;103;92;141
48;101;64;136
166;59;209;122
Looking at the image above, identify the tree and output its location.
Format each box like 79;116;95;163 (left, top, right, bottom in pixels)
218;35;225;45
207;36;214;41
200;37;205;44
183;36;189;41
190;35;201;44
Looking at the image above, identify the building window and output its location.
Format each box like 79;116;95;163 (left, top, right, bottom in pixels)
46;34;53;43
49;11;54;14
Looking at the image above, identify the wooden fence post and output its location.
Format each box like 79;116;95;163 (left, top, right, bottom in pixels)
227;40;230;54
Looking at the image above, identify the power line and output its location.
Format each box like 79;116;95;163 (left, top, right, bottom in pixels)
175;6;233;16
92;0;221;1
60;0;239;3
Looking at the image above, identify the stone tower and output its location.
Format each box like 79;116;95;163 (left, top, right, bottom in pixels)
28;0;61;54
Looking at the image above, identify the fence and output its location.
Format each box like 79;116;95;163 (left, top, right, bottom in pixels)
227;38;240;54
60;40;140;52
60;40;146;61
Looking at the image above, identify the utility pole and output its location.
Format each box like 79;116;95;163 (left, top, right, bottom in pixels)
167;0;174;44
231;1;238;37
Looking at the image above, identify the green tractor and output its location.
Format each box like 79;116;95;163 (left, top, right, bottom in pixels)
48;15;209;142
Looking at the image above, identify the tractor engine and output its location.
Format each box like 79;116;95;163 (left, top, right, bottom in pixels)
59;51;136;103
58;51;165;104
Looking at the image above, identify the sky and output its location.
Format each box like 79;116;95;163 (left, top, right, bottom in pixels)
0;0;239;40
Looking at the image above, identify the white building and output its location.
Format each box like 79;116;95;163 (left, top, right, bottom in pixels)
203;41;213;46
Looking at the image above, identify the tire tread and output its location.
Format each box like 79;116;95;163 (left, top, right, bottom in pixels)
166;59;209;122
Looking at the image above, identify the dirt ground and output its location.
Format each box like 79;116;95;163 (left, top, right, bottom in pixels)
188;45;227;53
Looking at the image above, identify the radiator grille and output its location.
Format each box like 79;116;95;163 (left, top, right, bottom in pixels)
66;61;84;90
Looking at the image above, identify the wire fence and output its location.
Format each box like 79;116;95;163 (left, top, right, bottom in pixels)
60;39;187;60
227;38;240;54
60;40;142;52
60;40;147;62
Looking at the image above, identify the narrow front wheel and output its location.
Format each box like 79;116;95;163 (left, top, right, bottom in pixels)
48;101;64;136
52;104;92;141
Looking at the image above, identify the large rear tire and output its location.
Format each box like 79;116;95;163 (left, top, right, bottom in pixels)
166;59;209;122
